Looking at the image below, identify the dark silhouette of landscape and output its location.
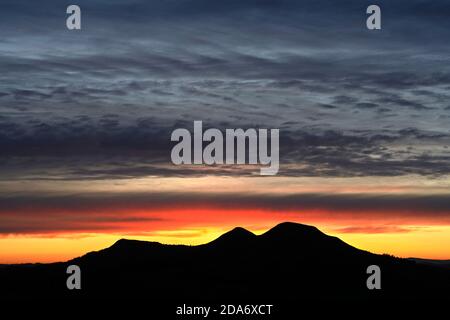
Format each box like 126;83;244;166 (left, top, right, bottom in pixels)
1;222;449;301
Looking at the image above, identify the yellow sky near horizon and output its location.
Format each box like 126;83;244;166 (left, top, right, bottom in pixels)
1;175;450;264
1;223;450;264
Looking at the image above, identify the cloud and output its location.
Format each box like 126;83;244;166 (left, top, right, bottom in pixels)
0;115;450;179
332;226;414;234
1;191;450;235
0;0;449;180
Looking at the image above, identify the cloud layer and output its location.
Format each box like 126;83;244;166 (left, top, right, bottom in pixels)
1;191;450;234
1;0;450;179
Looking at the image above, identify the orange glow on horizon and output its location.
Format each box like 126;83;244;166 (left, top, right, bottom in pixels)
2;175;450;264
1;210;450;264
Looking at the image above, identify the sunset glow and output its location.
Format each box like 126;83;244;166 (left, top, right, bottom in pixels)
1;0;450;271
1;175;450;263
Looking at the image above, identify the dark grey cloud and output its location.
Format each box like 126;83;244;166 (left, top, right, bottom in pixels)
0;0;449;179
2;191;450;214
0;115;450;179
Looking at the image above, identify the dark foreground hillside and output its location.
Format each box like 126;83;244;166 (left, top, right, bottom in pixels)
1;222;449;302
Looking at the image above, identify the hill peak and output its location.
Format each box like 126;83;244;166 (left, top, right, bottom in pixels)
109;238;161;251
208;226;256;246
264;222;321;235
229;226;255;235
260;222;329;244
112;239;138;247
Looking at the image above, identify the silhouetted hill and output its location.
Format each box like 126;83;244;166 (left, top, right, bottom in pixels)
408;258;450;269
207;227;256;247
1;222;449;301
260;222;361;256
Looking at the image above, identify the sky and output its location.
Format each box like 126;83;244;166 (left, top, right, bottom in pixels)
1;0;450;263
